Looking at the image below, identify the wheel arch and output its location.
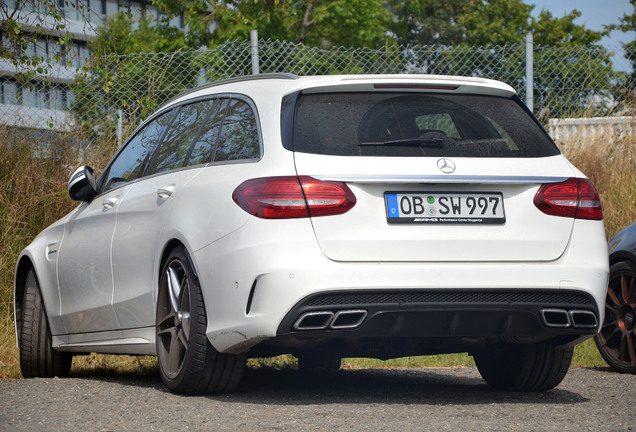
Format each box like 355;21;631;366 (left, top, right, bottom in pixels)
14;255;36;346
609;252;636;268
158;240;200;296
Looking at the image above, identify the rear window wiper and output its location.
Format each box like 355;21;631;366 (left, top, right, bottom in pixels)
358;137;444;147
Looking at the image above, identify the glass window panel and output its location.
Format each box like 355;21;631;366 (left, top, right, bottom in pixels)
102;110;175;192
146;5;158;24
66;88;75;107
2;81;18;105
35;84;48;109
49;86;64;110
147;100;216;174
22;85;36;108
187;99;227;166
169;13;181;28
215;99;260;162
23;39;35;58
48;39;62;64
89;0;104;15
35;39;47;62
105;0;118;16
293;93;559;158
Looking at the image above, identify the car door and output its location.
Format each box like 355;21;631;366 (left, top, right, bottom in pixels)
56;185;132;333
111;98;229;329
56;108;173;334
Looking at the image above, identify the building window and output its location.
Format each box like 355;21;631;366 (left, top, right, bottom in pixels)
1;80;19;106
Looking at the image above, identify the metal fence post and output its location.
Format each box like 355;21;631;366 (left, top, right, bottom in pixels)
250;30;260;75
525;32;534;112
116;109;123;147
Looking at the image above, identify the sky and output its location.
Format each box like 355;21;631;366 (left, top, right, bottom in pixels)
526;0;634;71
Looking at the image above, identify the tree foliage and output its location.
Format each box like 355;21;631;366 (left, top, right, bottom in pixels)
606;0;635;105
152;0;392;49
0;1;81;84
66;0;627;136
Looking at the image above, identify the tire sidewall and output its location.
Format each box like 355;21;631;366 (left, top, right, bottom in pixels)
156;247;210;392
594;260;636;374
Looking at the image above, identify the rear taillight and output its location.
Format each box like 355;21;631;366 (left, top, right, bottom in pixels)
533;178;603;220
232;176;356;219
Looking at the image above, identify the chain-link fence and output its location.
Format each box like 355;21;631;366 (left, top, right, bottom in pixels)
1;37;634;144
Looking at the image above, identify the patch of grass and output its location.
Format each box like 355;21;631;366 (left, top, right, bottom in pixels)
560;132;636;240
342;353;476;369
71;353;158;376
571;338;607;368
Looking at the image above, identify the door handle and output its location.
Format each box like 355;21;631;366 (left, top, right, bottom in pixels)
157;185;175;199
102;197;118;209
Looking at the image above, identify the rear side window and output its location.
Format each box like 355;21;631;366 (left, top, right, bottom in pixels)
214;99;260;162
291;93;559;158
147;100;216;174
188;99;228;165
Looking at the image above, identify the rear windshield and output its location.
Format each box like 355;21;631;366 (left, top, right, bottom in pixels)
291;92;559;158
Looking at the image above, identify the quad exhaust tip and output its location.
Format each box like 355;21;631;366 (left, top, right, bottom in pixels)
293;309;367;331
540;308;598;329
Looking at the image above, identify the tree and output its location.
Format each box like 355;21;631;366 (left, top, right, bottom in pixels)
388;0;473;46
89;11;191;55
71;12;203;139
606;0;635;106
154;0;392;49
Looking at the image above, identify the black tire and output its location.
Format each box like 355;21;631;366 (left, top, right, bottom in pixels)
594;260;636;374
297;355;341;372
156;246;246;394
473;342;573;391
19;269;73;378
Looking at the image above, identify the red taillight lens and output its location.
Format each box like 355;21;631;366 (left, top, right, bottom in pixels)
232;176;356;219
533;178;603;220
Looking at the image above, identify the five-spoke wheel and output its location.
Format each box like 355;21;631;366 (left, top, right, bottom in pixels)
157;257;193;379
156;246;246;394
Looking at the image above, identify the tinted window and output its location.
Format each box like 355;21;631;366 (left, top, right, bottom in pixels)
102;110;174;192
187;99;228;166
292;93;559;158
147;100;215;174
214;99;260;162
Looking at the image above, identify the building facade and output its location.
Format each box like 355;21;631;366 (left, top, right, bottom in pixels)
0;0;186;131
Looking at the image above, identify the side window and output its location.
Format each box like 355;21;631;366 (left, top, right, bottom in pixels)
146;100;215;174
102;110;174;192
214;99;260;162
186;98;228;166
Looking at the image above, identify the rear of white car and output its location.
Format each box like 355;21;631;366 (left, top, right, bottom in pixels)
222;75;608;390
14;74;609;394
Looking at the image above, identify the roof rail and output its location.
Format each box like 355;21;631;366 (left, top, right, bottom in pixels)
160;73;299;108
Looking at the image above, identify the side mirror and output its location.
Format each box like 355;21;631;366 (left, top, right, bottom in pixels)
68;166;98;202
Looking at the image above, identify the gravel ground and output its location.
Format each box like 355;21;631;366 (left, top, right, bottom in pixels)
1;366;634;431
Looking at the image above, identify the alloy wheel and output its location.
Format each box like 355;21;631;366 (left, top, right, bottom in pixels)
595;263;636;373
157;259;192;379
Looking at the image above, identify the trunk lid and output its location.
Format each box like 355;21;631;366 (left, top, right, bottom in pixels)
294;154;576;262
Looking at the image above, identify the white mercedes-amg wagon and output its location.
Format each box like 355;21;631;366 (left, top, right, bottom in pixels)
15;74;609;394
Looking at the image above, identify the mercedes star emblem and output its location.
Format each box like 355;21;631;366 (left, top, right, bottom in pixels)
437;158;456;174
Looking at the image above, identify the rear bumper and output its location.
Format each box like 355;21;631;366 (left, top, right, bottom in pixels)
193;218;608;354
266;289;599;358
278;289;599;336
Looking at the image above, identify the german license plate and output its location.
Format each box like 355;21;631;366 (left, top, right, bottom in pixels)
385;192;506;224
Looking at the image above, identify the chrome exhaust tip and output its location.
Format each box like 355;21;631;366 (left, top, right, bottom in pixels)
541;308;571;328
293;311;334;330
330;309;367;329
569;310;598;328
